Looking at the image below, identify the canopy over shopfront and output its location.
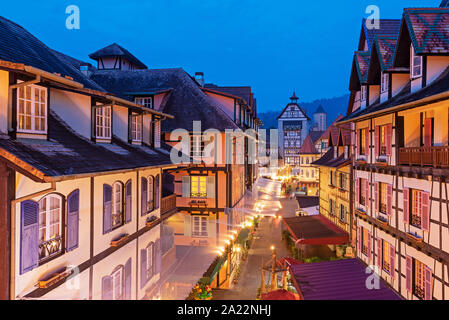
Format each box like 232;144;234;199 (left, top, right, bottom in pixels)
290;259;402;300
282;215;349;245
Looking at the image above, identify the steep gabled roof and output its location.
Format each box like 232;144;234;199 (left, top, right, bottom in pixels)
0;16;105;91
89;43;147;69
204;84;253;105
360;18;402;51
90;68;239;132
298;135;318;154
319;115;344;142
309;131;325;144
314;105;326;114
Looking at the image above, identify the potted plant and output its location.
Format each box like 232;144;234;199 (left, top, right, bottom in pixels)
194;282;213;300
407;232;423;243
376;215;389;226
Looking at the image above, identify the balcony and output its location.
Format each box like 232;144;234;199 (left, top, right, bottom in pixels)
161;194;177;215
399;146;449;167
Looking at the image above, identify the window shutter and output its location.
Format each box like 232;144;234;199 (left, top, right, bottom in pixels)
148;176;154;212
141;177;148;216
356;130;359;156
207;176;215;199
377;238;382;269
404;188;410;224
406;255;412;292
103;184;112;234
424;118;432;147
422;192;430;232
386;124;393;156
67;190;80;252
375;182;379;213
387;184;393;217
101;275;113;300
355;178;359;205
425;266;433;300
20;200;39;274
124;258;132;300
365;179;369;207
357;226;361;253
125;181;132;224
374;126;379;158
182;176;191;198
155;175;160;210
390;245;395;279
140;249;147;288
155;239;161;274
365;128;370;157
367;231;372;261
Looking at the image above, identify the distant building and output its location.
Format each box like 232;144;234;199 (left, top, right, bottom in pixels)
277;92;310;166
312;105;327;132
297;134;320;196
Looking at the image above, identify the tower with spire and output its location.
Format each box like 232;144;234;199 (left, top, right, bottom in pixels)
312;105;327;132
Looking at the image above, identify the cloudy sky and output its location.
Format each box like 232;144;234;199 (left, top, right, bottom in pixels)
0;0;438;112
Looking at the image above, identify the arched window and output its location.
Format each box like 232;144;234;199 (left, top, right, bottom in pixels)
112;182;124;228
154;174;160;210
148;176;154;212
38;194;63;260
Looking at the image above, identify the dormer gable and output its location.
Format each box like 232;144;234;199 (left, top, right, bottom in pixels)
89;43;147;71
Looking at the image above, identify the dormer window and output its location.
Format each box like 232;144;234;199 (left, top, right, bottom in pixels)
361;86;367;102
131;114;142;142
135;97;153;110
17;84;47;134
411;45;423;79
381;73;389;93
95;106;112;140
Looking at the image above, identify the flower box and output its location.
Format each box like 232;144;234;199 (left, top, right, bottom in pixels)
145;216;158;227
110;233;129;247
407;232;423;243
355;208;366;216
38;267;72;289
376;216;389;227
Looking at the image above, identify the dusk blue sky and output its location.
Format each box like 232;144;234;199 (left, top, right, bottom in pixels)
0;0;438;112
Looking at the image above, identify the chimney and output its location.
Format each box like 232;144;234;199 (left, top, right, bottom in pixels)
195;72;204;87
80;64;92;77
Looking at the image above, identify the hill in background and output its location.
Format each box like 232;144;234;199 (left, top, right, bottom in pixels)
259;94;350;129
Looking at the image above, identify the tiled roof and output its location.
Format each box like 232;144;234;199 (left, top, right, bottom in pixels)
298;135;318;154
0;16;105;91
363;19;402;51
204;84;252;105
89;43;147;69
309;131;325;144
404;8;449;54
374;35;399;71
354;51;371;83
318;115;344;142
0;111;173;178
312;148;350;168
290;259;402;300
90;69;240;132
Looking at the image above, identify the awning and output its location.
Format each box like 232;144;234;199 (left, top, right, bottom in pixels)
290;259;402;300
282;215;349;245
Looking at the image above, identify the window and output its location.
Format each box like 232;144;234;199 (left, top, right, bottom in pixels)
382;240;391;274
112;182;123;229
329;199;336;215
411;45;423;79
381;72;389;93
192;216;208;237
135;97;153;109
147;176;154;212
362;228;369;256
95;106;112;139
379;125;388;156
38;194;62;261
379;182;388;214
359;178;366;206
111;266;124;300
339;204;346;222
411;189;423;228
17;84;47;134
330;171;335;186
191;176;207;198
359;129;366;155
361;86;367;102
146;242;155;280
131;114;142;142
339;173;347;190
414;259;426;300
191;134;204;158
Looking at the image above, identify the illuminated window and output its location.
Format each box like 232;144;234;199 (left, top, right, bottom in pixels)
382;240;391;274
38;194;62;261
191;176;207;198
379;125;387;156
379;183;388;214
17;84;47;134
414;259;426;300
359;129;366;155
362;228;369;256
411;189;423;228
135;97;153;109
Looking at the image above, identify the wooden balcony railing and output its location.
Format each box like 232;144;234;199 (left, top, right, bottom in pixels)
161;194;177;215
399;146;449;167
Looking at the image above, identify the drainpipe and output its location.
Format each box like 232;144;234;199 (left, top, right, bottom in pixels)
10;181;56;300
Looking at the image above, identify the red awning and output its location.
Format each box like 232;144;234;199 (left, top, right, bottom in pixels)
260;289;300;301
282;215;349;245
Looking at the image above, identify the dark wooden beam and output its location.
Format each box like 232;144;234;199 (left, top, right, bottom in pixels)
0;162;13;300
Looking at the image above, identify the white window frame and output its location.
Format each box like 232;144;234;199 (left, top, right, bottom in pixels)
111;266;123;300
131;114;142;142
135;97;153;109
146;242;154;279
38;194;62;260
192;216;208;237
381;72;389;93
361;86;367;102
17;84;47;134
112;182;123;228
411;45;423;79
95;106;112;140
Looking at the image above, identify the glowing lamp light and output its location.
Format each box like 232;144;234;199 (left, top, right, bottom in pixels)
236;247;241;253
270;245;275;251
225;240;230;245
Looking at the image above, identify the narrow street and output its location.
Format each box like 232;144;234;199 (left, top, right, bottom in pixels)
213;178;298;300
